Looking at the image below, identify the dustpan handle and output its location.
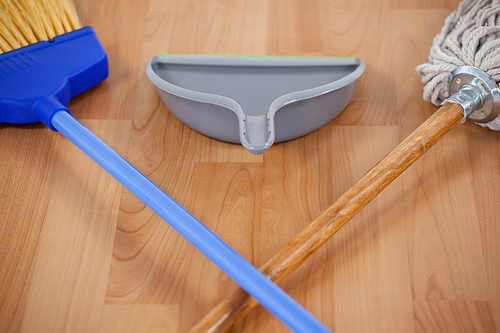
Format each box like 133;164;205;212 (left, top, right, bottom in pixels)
49;110;332;333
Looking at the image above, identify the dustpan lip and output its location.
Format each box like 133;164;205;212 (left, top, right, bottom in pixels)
268;57;365;115
146;55;244;116
146;54;364;115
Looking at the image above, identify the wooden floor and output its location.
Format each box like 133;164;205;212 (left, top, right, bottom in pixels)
1;0;499;332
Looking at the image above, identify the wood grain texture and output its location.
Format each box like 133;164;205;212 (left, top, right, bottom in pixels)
0;125;58;333
1;0;498;332
99;305;180;333
413;301;496;333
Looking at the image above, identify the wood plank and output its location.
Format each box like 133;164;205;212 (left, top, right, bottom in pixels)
413;300;496;333
19;120;129;332
70;0;150;120
179;162;264;332
468;127;500;331
389;0;460;9
140;0;268;56
267;0;326;56
98;304;180;333
403;124;490;302
0;126;58;333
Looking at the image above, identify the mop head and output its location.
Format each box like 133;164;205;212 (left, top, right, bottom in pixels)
416;0;500;131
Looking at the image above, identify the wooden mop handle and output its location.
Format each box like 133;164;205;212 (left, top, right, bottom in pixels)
189;102;465;333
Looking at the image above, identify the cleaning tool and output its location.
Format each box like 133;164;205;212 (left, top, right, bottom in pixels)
146;54;365;154
189;0;500;331
0;1;333;332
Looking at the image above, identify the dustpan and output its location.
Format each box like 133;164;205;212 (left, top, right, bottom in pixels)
146;55;365;154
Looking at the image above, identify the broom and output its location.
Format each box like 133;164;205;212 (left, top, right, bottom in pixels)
0;1;334;332
189;0;500;332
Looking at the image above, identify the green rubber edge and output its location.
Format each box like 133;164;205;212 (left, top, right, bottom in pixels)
159;53;355;60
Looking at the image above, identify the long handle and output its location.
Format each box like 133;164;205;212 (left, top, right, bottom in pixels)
50;110;332;333
189;102;465;333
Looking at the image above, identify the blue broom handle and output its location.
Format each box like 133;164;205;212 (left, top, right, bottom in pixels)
50;110;332;333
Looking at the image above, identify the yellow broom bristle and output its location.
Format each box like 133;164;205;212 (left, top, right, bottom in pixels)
0;0;81;54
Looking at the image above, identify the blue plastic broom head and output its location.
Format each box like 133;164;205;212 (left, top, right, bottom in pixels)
0;27;108;130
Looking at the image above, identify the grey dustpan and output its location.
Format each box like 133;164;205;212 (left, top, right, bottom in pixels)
146;55;365;154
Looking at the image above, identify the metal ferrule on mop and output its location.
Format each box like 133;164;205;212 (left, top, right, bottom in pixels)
446;66;500;122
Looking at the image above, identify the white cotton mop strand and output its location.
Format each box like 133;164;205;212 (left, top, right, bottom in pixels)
416;0;500;130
